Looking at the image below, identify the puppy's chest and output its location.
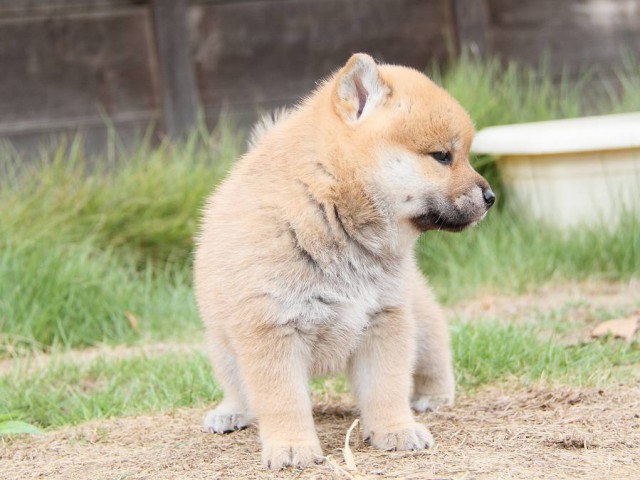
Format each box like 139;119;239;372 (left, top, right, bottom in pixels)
285;259;404;373
286;256;402;323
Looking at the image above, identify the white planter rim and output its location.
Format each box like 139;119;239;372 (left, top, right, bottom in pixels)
471;112;640;156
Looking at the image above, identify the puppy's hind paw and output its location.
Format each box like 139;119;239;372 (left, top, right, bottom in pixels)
203;408;250;434
411;393;454;413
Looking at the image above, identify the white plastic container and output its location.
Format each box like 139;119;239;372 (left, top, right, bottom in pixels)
471;113;640;228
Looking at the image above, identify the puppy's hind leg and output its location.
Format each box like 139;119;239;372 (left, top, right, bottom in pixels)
410;266;455;413
203;332;254;434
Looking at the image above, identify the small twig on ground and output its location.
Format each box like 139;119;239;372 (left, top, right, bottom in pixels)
325;455;358;480
326;418;370;479
343;418;360;472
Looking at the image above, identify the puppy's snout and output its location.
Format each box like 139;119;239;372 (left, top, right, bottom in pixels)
482;188;496;207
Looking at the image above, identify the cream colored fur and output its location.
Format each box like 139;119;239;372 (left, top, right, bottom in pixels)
194;53;492;470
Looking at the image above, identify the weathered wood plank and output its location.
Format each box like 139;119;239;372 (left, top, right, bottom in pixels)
4;116;160;158
151;0;199;137
188;0;451;119
452;0;490;57
0;8;160;132
0;1;145;17
487;0;640;74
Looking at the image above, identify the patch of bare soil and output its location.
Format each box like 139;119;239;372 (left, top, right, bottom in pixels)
0;342;199;376
2;386;639;480
449;279;640;323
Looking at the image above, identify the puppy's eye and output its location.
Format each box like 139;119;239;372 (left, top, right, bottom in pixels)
430;151;452;165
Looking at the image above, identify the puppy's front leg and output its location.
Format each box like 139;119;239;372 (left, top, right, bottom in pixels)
235;324;322;469
348;307;434;451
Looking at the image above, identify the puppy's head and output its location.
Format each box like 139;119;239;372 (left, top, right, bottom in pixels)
331;53;495;233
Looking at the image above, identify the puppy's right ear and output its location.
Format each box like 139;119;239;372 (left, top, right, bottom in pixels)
332;53;390;124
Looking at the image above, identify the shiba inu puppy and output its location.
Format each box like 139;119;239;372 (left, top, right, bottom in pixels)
194;53;495;470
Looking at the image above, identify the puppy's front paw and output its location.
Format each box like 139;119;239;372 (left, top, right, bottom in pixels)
262;440;323;470
411;393;454;413
365;422;434;451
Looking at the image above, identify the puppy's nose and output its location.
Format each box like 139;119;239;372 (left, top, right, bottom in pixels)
483;188;496;207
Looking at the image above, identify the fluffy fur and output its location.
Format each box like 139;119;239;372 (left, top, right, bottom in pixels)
194;53;494;470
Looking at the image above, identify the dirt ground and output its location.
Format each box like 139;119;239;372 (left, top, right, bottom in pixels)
449;279;640;323
2;386;639;480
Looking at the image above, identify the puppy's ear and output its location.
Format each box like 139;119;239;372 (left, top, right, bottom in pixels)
333;53;390;124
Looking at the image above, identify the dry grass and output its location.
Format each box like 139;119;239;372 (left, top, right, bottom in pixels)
3;386;639;480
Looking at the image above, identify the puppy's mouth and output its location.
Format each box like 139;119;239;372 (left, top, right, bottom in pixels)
411;204;490;233
410;192;491;233
410;212;472;232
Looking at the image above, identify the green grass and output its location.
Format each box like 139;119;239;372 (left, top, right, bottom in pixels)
0;350;219;429
1;127;239;264
417;209;640;302
1;129;237;350
0;55;639;351
2;313;638;429
0;241;200;350
453;321;640;389
432;53;640;130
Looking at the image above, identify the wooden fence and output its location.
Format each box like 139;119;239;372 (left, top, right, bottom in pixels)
0;0;638;151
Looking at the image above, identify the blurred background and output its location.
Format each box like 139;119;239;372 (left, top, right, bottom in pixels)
1;0;639;151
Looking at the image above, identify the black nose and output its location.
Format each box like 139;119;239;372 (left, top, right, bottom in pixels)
483;188;496;207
